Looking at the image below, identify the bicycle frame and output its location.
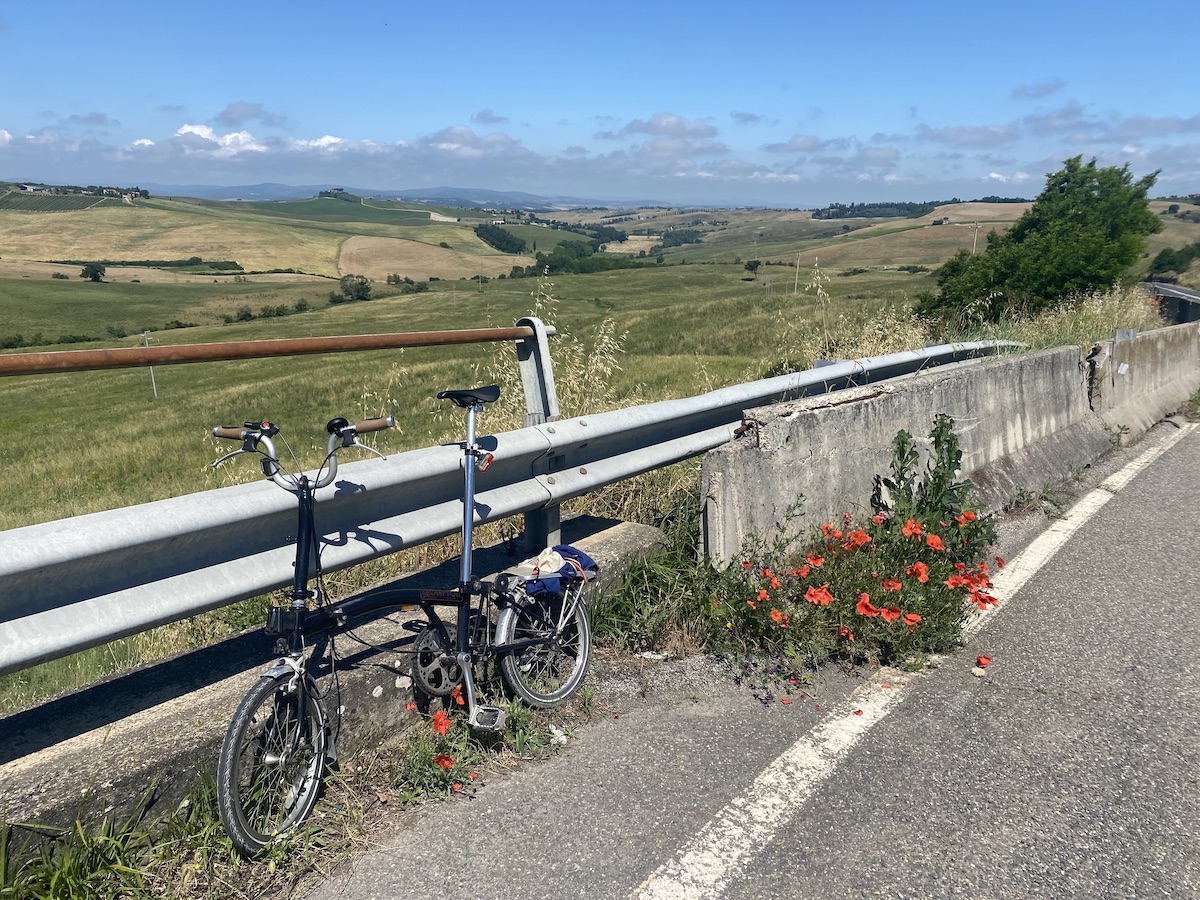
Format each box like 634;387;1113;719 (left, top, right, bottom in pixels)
216;390;591;855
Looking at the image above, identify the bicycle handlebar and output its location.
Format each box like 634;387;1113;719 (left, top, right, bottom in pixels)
353;415;394;434
211;415;395;491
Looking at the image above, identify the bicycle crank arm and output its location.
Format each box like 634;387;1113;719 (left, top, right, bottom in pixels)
456;651;507;731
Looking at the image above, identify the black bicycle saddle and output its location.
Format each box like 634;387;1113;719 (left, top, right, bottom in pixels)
437;385;501;408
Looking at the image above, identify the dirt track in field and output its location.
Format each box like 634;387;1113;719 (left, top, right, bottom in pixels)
337;236;534;281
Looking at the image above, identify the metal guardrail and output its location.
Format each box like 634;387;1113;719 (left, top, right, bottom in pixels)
0;338;1019;676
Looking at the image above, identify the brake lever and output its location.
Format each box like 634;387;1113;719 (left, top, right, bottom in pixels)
211;447;249;468
345;437;387;461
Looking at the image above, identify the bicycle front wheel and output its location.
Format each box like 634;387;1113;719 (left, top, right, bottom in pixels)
217;671;327;856
497;588;591;708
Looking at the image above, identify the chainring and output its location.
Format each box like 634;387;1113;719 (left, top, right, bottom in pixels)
411;627;462;697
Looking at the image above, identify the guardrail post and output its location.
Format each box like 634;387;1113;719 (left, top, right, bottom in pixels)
514;317;559;426
514;316;561;552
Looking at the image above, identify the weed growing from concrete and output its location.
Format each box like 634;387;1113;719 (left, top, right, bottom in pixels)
599;415;1001;684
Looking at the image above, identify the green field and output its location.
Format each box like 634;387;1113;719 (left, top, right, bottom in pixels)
2;192;1197;534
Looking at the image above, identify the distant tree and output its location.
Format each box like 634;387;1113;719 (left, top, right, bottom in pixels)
744;259;761;279
338;274;372;302
919;156;1160;322
474;224;527;254
80;262;106;282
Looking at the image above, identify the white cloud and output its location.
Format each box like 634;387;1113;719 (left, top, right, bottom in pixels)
985;171;1033;184
0;128;10;145
620;113;717;139
1012;78;1067;101
472;109;508;125
215;103;284;129
175;124;268;156
289;135;347;150
915;123;1020;148
763;133;826;153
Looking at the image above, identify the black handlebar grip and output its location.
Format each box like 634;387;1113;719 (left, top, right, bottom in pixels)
354;415;396;433
212;426;246;440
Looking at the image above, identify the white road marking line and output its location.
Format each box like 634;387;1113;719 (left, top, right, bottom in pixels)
635;670;913;900
635;423;1194;900
967;422;1194;639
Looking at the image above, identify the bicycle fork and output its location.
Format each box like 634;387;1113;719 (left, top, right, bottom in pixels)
454;401;506;731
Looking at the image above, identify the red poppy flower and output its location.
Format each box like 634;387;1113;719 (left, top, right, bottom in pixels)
872;512;888;525
434;753;454;769
881;606;901;623
821;523;843;540
770;608;784;623
432;709;452;736
804;583;835;606
841;529;872;551
757;588;770;601
901;519;924;538
762;567;774;579
945;574;968;589
856;595;881;617
742;560;752;570
838;625;855;641
452;783;462;792
853;709;863;716
995;556;1006;570
450;684;465;706
770;576;783;589
926;534;946;551
882;578;902;592
955;510;977;526
906;561;930;583
805;552;825;568
903;613;922;627
976;655;992;668
405;702;418;711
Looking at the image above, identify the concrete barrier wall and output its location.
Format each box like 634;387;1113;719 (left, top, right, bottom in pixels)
1089;321;1200;435
699;333;1198;565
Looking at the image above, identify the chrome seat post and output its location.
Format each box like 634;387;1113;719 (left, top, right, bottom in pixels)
459;401;481;588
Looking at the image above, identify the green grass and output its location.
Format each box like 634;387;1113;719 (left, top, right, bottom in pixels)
199;197;437;225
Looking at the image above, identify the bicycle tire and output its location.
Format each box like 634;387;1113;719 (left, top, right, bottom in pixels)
496;587;591;708
216;670;327;856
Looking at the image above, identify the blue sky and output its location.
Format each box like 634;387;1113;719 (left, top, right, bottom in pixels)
1;0;1197;207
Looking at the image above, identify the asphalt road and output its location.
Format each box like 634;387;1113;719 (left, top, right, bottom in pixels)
305;420;1199;900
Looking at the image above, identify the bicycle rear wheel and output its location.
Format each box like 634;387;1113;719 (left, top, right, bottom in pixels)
217;670;327;856
497;587;591;708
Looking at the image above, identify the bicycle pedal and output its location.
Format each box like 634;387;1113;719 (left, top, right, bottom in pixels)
469;705;507;731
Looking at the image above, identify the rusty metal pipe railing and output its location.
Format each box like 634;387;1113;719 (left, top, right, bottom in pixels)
0;325;554;377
